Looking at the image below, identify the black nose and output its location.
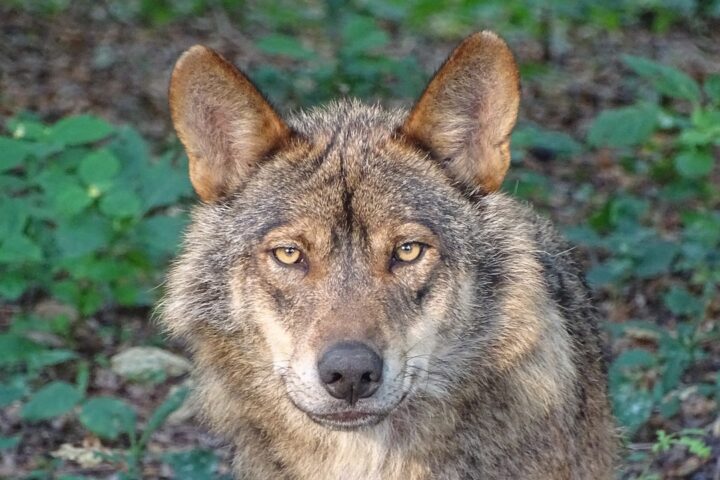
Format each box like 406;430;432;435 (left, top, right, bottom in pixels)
317;341;383;405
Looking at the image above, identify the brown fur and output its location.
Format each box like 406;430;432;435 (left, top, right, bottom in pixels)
162;31;618;479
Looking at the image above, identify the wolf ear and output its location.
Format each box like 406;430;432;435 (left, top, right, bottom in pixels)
401;31;520;193
169;45;291;202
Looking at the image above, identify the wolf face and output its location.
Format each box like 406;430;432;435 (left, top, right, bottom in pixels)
163;31;615;479
164;32;522;430
222;109;478;428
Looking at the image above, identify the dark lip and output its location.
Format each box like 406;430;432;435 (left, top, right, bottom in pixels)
286;378;414;430
308;410;386;430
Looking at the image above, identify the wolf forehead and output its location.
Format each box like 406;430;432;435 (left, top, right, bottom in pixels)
220;100;475;246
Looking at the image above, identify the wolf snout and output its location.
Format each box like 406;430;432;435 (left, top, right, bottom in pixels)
317;341;383;405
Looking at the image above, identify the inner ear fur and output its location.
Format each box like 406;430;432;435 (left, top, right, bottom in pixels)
169;45;291;202
401;31;520;193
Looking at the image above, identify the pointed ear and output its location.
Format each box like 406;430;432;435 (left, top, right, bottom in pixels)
169;45;291;202
401;31;520;193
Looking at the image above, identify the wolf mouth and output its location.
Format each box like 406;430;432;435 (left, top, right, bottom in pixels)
297;387;413;430
308;410;386;429
284;365;417;430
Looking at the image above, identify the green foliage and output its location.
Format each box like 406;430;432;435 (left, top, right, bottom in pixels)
20;381;83;422
623;55;701;103
653;429;712;459
588;104;658;148
73;387;191;479
164;449;231;480
0;115;191;314
79;397;136;440
577;56;719;467
512;124;583;158
0;114;195;477
249;8;425;107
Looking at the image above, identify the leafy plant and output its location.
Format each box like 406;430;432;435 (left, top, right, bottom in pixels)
652;429;712;459
91;387;190;479
579;56;719;458
250;10;425;108
0;114;191;314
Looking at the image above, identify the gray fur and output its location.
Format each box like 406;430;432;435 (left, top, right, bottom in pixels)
163;32;618;478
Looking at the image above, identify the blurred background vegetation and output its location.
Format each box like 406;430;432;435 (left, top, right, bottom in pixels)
1;0;719;478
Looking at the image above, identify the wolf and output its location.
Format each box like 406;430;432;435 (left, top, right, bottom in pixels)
161;31;617;479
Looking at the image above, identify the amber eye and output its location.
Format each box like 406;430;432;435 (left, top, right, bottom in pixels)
394;242;424;263
273;246;303;265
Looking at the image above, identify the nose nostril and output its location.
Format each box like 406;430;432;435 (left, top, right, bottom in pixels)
317;341;384;403
361;371;378;383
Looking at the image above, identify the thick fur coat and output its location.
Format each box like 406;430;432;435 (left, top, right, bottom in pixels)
161;32;617;479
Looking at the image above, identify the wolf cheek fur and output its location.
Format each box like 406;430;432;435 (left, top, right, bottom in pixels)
161;31;618;479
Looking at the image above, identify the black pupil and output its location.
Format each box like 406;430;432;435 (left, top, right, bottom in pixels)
401;244;412;251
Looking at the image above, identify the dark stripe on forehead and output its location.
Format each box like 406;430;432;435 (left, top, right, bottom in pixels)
339;152;354;232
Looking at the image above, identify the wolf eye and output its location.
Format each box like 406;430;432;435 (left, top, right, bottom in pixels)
393;242;424;263
273;246;303;265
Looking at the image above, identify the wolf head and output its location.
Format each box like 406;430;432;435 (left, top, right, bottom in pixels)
163;32;530;431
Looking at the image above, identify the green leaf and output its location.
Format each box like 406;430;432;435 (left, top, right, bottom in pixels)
64;256;133;283
78;148;120;186
8;117;49;141
663;286;703;317
139;160;192;210
256;34;315;60
704;74;720;104
0;436;20;449
587;104;658;148
26;349;77;370
634;239;678;278
613;348;657;370
47;115;114;146
0;334;43;367
0;384;25;408
587;258;632;286
164;449;219;480
623;55;701;103
678;436;712;459
77;289;105;316
661;357;687;392
690;108;720;131
511;125;582;158
108;125;151;179
48;181;93;217
611;383;654;435
0;234;43;264
35;165;75;193
79;397;137;440
0;137;30;171
659;394;681;419
342;15;389;55
20;381;83;422
99;189;143;218
674;150;714;178
0;198;30;239
136;215;187;257
0;272;31;300
55;215;112;258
